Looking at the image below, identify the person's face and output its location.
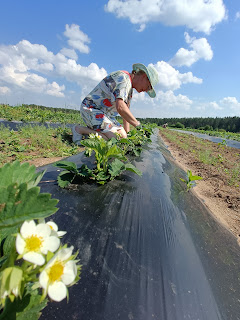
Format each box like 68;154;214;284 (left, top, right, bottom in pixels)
134;73;152;93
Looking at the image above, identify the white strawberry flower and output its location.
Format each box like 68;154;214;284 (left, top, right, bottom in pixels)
16;220;60;266
46;221;67;237
89;133;96;139
95;133;102;139
89;132;102;139
39;246;78;302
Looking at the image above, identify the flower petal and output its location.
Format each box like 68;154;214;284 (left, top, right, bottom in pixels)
62;261;77;285
23;252;45;266
48;282;67;302
57;231;67;237
41;236;60;254
20;220;36;238
57;246;74;261
39;270;49;289
16;234;25;254
36;223;51;238
47;221;58;231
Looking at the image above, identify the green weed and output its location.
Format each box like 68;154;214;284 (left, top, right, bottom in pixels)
180;170;203;191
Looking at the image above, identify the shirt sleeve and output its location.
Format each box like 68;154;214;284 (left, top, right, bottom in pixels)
112;72;132;104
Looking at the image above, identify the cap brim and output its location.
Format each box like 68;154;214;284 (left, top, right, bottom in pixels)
147;89;156;98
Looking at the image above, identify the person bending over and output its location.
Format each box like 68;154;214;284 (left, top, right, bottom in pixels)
72;63;159;145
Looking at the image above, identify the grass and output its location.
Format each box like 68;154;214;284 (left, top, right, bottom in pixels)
0;124;81;166
0;103;85;125
159;127;240;188
228;165;240;187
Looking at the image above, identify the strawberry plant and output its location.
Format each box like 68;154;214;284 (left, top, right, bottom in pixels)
54;133;142;187
54;124;155;187
0;161;81;319
117;124;154;156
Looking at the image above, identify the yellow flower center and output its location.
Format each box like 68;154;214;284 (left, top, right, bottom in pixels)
48;261;64;283
25;235;43;252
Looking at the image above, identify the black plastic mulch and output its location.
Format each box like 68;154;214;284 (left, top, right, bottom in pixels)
34;132;240;320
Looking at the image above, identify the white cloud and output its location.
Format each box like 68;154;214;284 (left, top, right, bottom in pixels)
137;24;146;32
0;37;107;98
152;61;202;91
60;48;78;60
209;101;222;110
220;97;240;114
156;90;192;109
236;12;240;20
46;82;65;97
169;32;213;67
63;24;91;54
0;86;10;95
17;40;55;62
105;0;226;34
131;90;193;118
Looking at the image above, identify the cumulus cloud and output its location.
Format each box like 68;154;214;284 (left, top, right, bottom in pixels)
105;0;226;34
56;59;106;84
131;89;193;118
46;82;65;97
17;40;54;61
0;36;107;98
152;61;202;91
60;48;78;60
209;101;222;110
220;97;240;114
169;32;213;67
0;86;10;95
63;24;91;54
155;90;192;109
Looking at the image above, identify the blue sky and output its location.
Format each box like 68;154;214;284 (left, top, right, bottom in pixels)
0;0;239;118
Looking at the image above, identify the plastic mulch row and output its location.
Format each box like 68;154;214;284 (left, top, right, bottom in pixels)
34;132;240;320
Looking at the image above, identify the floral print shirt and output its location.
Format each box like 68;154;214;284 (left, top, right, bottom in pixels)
81;70;133;119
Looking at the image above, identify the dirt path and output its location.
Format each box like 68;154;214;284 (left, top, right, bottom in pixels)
158;130;240;244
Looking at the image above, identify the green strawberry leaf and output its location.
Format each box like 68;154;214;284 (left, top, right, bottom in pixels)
0;161;44;189
57;171;75;188
124;163;142;176
0;183;58;228
108;159;125;179
0;288;47;320
53;161;78;173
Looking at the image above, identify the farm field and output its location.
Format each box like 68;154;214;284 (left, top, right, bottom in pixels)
0;104;84;124
0;124;84;167
1;119;240;318
1;106;239;238
159;128;240;240
175;127;240;142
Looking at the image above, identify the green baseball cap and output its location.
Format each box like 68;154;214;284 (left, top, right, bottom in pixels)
132;63;159;98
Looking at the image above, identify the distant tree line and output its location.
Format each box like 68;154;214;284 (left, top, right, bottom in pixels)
138;117;240;133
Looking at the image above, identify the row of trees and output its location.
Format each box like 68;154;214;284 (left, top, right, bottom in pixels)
138;117;240;133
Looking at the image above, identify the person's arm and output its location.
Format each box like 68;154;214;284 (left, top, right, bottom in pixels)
116;98;140;128
123;118;130;133
123;102;131;133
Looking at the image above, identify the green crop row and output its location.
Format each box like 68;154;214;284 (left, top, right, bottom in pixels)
0;104;84;125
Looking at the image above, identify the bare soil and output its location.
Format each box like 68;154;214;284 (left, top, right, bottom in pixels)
26;157;64;167
158;130;240;243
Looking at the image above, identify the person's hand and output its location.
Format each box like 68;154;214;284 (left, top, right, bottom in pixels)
135;121;142;129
